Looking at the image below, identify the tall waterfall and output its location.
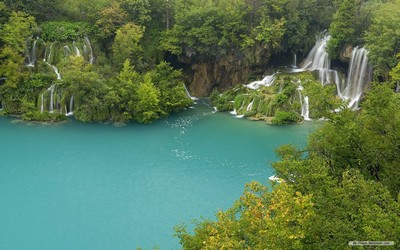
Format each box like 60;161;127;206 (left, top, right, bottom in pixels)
66;96;74;116
26;37;38;67
301;35;371;109
48;85;55;113
84;36;94;64
342;47;372;108
301;34;334;85
297;85;311;120
184;84;199;101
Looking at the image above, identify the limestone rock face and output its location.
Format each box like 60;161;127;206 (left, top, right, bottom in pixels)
340;45;353;62
188;54;250;97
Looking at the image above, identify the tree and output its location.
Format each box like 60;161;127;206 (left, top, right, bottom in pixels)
148;61;192;113
327;0;359;58
175;181;315;249
112;22;144;68
61;56;109;122
365;0;400;78
95;1;130;39
1;11;37;53
133;75;162;123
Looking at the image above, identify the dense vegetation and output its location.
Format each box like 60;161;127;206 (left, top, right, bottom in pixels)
0;0;400;247
0;0;399;123
176;83;400;249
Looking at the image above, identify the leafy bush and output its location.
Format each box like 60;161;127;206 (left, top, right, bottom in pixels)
22;111;67;122
271;110;302;125
40;21;94;41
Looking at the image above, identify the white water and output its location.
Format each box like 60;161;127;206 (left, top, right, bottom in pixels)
64;46;72;57
246;100;254;111
66;96;74;116
26;38;38;67
48;85;55;113
246;74;276;90
51;65;61;80
342;47;372;108
40;92;46;113
297;85;311;121
184;84;199;101
84;37;94;64
73;42;81;57
301;35;371;109
302;34;332;84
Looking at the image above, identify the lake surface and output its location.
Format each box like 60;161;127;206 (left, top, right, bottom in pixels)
0;103;315;249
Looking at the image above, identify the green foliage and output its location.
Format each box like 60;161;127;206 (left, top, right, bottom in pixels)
22;110;67;122
95;1;130;39
40;21;95;41
160;0;250;59
112;22;144;69
177;82;400;249
271;110;302;125
1;11;37;53
133;75;161;123
175;181;315;249
327;0;358;58
365;0;400;78
120;0;151;25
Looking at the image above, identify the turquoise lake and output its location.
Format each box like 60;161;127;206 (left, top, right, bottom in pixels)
0;103;316;249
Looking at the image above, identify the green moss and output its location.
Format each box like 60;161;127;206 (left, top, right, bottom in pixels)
22;111;67;122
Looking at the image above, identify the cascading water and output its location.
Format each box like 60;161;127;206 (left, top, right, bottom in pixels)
301;34;335;85
293;53;297;68
342;47;372;108
51;65;61;80
246;74;276;90
66;96;74;116
26;37;38;67
84;36;94;64
297;85;311;120
73;42;81;57
184;84;199;101
48;85;55;113
64;46;72;57
246;99;254;111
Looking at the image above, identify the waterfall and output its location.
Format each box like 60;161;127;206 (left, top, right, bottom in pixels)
26;37;38;67
184;84;199;100
73;42;81;57
246;74;276;90
246;99;254;111
64;46;72;57
342;47;372;108
293;53;297;68
84;36;94;64
230;108;237;116
297;85;311;121
48;85;55;113
40;92;45;113
45;41;56;63
48;64;61;80
301;34;332;84
66;96;74;116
